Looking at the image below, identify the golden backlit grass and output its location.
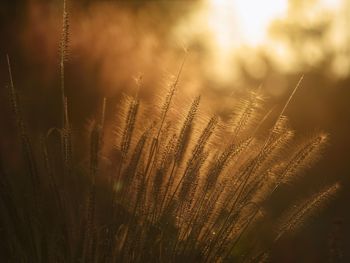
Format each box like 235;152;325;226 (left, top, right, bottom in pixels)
0;1;340;262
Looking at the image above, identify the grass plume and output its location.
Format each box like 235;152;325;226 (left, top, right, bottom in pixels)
0;3;340;262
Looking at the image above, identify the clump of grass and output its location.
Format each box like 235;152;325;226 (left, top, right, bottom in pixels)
0;1;340;262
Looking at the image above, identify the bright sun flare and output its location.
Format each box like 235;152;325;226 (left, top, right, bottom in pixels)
206;0;341;48
207;0;288;48
175;0;342;85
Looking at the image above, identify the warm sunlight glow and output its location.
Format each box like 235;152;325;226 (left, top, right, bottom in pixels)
207;0;288;48
206;0;341;48
174;0;344;84
190;0;288;85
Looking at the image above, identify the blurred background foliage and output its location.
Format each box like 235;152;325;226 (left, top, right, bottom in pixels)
0;0;349;262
